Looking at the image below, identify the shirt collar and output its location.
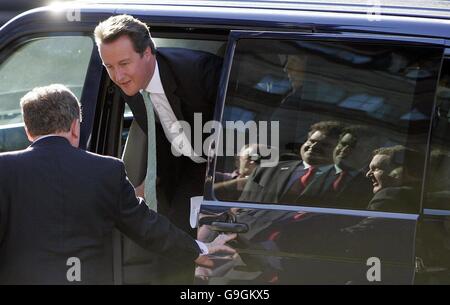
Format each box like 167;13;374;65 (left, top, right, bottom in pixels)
334;164;359;177
145;61;165;94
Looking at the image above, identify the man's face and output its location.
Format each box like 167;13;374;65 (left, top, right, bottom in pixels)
284;55;305;91
366;154;399;194
98;35;155;96
300;130;336;166
333;132;365;170
238;155;257;177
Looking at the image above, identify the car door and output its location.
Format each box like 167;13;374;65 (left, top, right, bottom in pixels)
196;31;445;284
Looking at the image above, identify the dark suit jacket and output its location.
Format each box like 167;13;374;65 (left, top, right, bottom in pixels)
0;137;200;284
240;161;371;209
300;165;373;209
367;186;420;214
239;160;317;204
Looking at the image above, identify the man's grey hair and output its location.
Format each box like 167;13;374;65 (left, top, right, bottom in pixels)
94;14;156;55
20;84;82;137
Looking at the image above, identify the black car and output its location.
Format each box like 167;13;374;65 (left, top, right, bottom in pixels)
0;0;450;284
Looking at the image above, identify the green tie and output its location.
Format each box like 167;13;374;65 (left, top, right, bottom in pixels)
141;91;157;211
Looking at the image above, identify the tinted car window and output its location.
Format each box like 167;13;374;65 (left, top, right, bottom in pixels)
0;36;93;152
213;38;441;213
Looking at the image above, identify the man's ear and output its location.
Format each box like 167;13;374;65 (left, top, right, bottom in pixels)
143;46;154;60
70;119;81;147
72;119;80;137
24;126;35;142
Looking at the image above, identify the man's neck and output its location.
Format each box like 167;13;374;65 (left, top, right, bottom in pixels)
33;134;62;143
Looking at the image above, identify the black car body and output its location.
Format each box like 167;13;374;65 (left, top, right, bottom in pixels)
0;0;450;284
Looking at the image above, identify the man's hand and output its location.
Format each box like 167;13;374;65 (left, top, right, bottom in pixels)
195;233;237;268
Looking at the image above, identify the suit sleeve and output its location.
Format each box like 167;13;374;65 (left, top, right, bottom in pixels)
239;166;265;202
199;54;223;107
113;161;200;262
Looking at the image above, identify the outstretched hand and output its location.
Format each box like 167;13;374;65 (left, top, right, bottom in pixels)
195;233;237;268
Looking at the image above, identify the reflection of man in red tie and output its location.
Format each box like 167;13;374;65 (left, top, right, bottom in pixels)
331;126;381;193
281;121;343;203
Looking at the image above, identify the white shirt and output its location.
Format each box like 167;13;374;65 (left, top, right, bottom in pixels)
144;62;205;163
196;240;209;255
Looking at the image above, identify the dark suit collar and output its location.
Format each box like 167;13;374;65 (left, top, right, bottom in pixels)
156;50;184;121
30;135;71;148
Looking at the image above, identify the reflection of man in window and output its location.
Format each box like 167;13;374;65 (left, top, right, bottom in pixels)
239;121;343;204
299;125;379;209
426;149;450;210
366;145;421;213
285;54;306;94
214;144;268;201
280;54;307;108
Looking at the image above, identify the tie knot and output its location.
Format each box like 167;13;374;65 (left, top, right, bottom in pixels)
300;166;316;187
333;170;347;191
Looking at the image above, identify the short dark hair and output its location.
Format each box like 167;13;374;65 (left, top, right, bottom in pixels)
20;84;81;137
373;145;423;184
340;125;370;141
339;124;382;147
308;121;344;140
94;14;156;55
373;145;406;166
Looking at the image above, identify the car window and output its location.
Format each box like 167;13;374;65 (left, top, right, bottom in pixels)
213;38;442;213
425;57;450;211
0;36;93;152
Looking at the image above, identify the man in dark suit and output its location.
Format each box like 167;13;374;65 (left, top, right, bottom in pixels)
366;145;422;213
239;121;344;204
0;84;234;284
94;15;222;238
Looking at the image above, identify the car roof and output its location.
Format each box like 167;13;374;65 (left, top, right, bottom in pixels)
76;0;450;20
2;0;450;42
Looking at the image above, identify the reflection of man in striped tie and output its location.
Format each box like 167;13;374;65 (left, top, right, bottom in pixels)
95;15;223;284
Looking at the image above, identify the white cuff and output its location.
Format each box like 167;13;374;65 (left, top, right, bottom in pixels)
196;240;209;255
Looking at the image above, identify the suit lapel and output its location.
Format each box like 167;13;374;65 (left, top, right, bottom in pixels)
337;170;365;195
277;161;303;198
156;51;185;121
301;165;334;197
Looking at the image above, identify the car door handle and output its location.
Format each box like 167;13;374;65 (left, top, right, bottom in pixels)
210;221;249;233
